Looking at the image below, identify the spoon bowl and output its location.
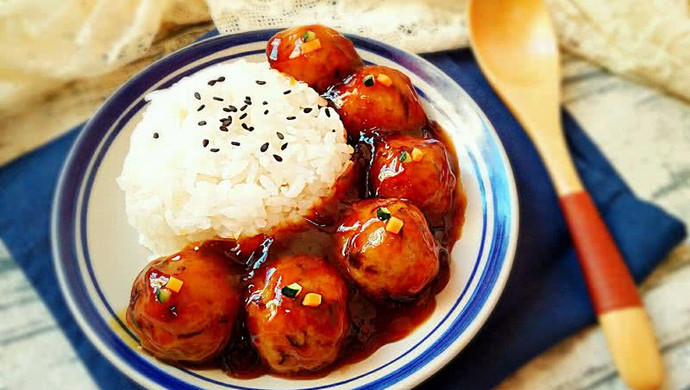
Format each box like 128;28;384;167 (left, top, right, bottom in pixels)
470;0;559;86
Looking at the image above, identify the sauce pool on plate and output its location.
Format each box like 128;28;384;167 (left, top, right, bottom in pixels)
195;121;465;379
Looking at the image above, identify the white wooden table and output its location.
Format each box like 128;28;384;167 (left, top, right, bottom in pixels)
1;29;688;389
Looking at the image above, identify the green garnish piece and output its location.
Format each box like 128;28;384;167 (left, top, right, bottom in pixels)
377;207;392;221
302;30;316;42
363;75;375;87
156;288;172;303
282;283;302;298
399;150;409;162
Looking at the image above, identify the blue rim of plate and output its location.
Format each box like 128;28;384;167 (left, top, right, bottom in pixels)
52;30;518;390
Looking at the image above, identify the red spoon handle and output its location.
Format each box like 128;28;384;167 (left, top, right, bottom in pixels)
558;191;641;314
559;191;664;389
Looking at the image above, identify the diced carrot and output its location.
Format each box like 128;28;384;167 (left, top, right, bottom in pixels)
386;216;404;234
377;74;393;86
301;39;322;54
165;276;184;293
302;293;322;307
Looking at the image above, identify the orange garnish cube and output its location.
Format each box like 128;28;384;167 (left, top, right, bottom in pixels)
411;148;424;161
165;276;184;293
301;39;322;54
385;216;404;234
302;293;322;307
377;74;393;86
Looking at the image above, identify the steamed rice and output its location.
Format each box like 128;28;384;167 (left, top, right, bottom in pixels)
118;60;353;256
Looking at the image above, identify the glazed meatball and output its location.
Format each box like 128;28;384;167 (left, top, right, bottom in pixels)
267;25;363;92
328;65;427;139
334;198;439;301
370;135;457;224
246;255;349;373
126;242;242;363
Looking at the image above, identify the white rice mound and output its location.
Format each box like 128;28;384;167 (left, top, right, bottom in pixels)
118;60;353;256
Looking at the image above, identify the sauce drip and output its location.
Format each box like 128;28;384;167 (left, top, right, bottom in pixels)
201;121;467;379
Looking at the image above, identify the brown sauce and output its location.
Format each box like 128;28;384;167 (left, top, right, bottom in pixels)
188;121;467;379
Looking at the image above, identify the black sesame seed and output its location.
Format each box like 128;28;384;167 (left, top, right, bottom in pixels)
202;139;209;147
283;90;291;95
198;121;207;126
332;129;336;132
213;97;224;101
239;113;247;120
208;80;217;86
325;108;331;117
220;126;228;132
303;107;313;113
197;104;205;112
153;132;159;139
281;142;288;150
263;101;268;105
264;110;269;115
245;96;251;102
231;141;241;146
276;132;284;140
222;108;231;112
244;98;252;105
240;104;248;112
217;76;225;82
227;105;238;112
260;142;269;152
256;80;266;85
241;123;254;131
220;117;232;126
286;116;296;120
273;154;283;162
194;92;201;100
210;148;220;152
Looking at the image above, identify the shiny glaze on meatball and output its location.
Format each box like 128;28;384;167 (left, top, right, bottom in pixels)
327;65;427;139
370;135;457;224
126;242;242;363
267;25;363;93
124;24;467;381
334;198;439;301
245;255;349;374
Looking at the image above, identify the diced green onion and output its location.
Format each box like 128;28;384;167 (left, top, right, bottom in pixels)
399;150;409;162
156;288;172;303
363;75;375;87
377;207;392;221
282;283;302;298
302;30;316;42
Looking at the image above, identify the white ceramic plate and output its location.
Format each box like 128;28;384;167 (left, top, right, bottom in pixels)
52;30;519;390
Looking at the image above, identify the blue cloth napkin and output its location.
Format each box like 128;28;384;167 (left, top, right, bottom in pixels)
0;48;685;390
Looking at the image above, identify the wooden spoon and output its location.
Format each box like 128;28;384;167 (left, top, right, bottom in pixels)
467;1;664;389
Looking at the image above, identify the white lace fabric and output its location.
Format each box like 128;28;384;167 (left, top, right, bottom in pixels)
0;0;688;118
207;0;467;53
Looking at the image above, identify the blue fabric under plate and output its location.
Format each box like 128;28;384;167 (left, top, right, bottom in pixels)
0;48;685;390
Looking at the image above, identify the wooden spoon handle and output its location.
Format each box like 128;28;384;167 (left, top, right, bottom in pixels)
560;191;664;390
559;191;640;312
